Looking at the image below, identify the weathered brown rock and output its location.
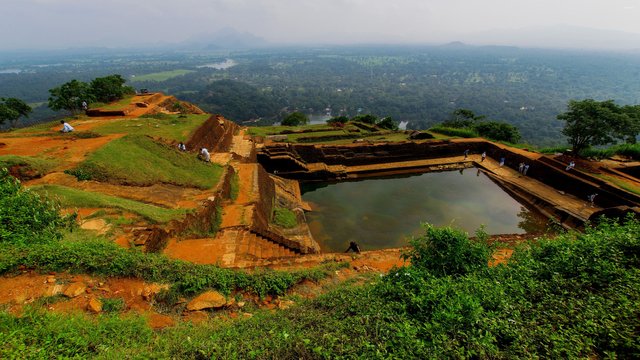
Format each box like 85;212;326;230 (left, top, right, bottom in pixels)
63;283;87;298
186;291;227;311
87;297;102;313
142;283;169;301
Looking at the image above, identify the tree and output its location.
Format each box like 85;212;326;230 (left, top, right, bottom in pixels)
48;79;93;114
474;121;521;143
619;105;640;143
327;115;348;128
90;74;134;103
282;111;309;126
443;108;486;128
558;99;627;153
376;116;399;130
351;114;378;124
0;97;32;128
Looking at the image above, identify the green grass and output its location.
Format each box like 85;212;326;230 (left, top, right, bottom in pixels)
247;124;335;137
594;174;640;195
97;96;135;111
429;126;479;138
31;184;186;223
1;219;638;358
65;134;223;188
273;207;297;229
6;119;67;134
230;172;240;201
0;235;349;299
0;155;60;177
539;145;571;154
92;114;209;142
130;70;196;82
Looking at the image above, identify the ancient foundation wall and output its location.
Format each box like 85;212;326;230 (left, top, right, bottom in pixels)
258;140;640;221
139;166;235;252
186;115;239;154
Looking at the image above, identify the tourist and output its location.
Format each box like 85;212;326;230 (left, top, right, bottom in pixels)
82;101;88;111
566;161;575;171
523;164;530;176
499;157;505;167
588;193;598;206
518;162;524;173
464;149;469;159
345;241;361;254
199;147;210;162
481;151;486;162
178;142;187;151
60;120;74;133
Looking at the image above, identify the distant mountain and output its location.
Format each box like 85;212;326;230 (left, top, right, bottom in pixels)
462;25;640;51
185;27;268;50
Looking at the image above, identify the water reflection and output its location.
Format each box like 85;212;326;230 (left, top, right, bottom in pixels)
302;169;548;252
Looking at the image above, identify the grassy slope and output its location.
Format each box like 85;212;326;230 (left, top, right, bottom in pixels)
92;114;209;142
69;134;223;188
31;185;186;223
1;220;638;358
0;155;60;176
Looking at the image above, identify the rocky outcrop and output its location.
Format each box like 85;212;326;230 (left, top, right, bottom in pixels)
186;115;239;154
186;290;229;311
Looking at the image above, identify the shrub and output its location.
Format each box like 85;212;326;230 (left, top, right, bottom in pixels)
473;121;521;143
402;224;491;277
282;112;309;126
0;169;72;245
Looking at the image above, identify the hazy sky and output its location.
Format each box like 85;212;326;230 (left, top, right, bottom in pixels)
2;0;640;50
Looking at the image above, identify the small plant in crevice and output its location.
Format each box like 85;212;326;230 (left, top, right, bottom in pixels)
101;297;126;313
273;207;297;229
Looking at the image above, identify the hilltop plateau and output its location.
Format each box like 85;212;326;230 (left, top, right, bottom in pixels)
1;94;639;358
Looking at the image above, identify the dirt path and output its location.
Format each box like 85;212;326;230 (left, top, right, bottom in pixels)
0;134;124;171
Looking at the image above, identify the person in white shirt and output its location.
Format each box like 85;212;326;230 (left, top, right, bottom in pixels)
60;120;74;133
200;147;210;162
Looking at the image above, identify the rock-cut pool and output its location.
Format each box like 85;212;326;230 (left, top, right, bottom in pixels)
301;168;548;252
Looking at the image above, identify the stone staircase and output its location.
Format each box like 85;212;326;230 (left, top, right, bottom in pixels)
233;230;298;267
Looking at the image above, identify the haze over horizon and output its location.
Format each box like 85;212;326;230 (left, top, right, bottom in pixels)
2;0;640;51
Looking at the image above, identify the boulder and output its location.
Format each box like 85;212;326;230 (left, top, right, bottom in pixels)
186;291;227;311
63;283;87;298
142;283;169;301
87;297;103;313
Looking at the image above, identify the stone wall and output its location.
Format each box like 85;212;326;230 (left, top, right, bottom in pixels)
258;140;640;212
186;115;239;154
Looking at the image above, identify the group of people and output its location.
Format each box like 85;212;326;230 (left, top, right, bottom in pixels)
518;162;530;176
176;142;211;163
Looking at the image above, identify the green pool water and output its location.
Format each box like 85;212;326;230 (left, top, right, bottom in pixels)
301;168;548;252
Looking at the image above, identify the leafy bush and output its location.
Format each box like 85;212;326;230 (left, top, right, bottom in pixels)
101;297;126;313
403;224;491;277
0;169;72;245
282;112;309;126
473;121;521;143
